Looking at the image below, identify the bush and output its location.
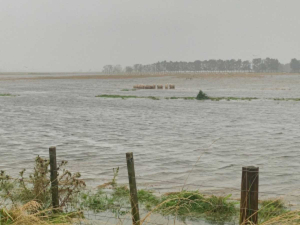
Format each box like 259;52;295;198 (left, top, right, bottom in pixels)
196;90;210;100
0;156;86;210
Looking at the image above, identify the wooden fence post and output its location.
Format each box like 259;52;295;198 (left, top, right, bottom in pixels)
126;152;140;225
240;166;259;225
49;146;59;211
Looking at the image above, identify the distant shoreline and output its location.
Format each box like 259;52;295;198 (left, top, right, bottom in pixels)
0;72;300;81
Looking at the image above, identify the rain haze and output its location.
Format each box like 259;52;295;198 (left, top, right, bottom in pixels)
0;0;300;72
2;1;300;224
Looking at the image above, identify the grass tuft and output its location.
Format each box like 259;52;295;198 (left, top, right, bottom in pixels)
158;191;238;222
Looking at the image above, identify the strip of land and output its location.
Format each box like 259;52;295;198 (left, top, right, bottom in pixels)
1;72;300;81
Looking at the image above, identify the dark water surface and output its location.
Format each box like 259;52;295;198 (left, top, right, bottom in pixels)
1;74;300;206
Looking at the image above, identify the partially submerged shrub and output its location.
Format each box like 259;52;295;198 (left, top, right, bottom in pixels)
196;90;210;100
0;156;86;211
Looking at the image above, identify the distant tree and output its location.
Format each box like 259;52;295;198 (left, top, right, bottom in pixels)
290;58;300;72
133;64;143;73
112;65;122;74
252;58;262;72
121;57;286;74
125;66;133;73
241;60;251;71
278;63;291;73
102;65;113;74
194;60;202;71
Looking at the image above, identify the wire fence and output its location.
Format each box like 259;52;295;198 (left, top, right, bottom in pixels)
1;148;300;225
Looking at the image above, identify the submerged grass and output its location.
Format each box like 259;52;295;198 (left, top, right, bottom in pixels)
96;94;138;99
273;98;300;101
210;97;259;101
0;93;14;97
96;92;300;102
121;89;137;91
96;95;160;100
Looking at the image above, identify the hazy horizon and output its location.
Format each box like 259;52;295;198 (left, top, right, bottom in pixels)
1;0;300;72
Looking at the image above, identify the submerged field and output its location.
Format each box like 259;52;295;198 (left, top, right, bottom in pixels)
0;73;300;224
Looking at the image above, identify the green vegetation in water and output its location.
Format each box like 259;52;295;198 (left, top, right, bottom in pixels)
96;94;138;99
158;191;238;222
0;93;14;97
273;98;300;101
0;156;296;225
166;97;195;100
183;97;195;100
196;90;210;100
96;93;300;102
210;97;259;101
258;199;289;223
121;89;137;91
0;156;85;224
96;94;160;100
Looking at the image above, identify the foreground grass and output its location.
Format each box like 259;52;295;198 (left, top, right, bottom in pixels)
1;157;298;224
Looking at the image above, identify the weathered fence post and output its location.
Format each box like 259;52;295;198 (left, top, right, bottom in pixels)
49;146;59;211
126;152;140;225
240;166;259;225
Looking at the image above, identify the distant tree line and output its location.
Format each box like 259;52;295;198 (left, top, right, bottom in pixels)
102;58;299;74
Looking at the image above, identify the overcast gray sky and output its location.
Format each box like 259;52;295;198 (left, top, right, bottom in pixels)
0;0;299;72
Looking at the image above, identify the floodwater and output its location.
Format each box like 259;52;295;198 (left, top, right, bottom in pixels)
1;73;300;207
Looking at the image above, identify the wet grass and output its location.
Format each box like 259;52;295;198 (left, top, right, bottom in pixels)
158;191;238;222
0;156;297;225
259;199;289;223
